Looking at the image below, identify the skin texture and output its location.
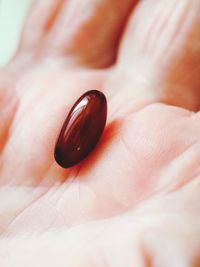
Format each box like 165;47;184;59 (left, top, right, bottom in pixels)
1;0;200;265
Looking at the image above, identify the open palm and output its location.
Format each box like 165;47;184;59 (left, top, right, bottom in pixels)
1;0;200;266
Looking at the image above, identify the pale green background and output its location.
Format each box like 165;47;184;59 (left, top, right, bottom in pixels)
0;0;32;67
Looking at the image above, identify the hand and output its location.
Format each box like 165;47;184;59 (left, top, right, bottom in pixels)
1;0;200;265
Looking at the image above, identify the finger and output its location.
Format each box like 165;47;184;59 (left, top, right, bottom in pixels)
0;71;17;154
18;0;138;68
38;0;138;68
19;0;65;52
117;0;200;111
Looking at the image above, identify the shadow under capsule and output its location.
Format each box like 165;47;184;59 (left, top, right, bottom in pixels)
76;118;123;178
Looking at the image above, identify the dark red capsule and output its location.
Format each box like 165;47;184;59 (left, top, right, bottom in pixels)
54;90;107;168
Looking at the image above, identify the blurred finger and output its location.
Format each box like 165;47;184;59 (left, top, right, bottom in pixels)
17;0;139;68
37;0;138;68
117;0;200;111
19;0;65;51
0;71;17;154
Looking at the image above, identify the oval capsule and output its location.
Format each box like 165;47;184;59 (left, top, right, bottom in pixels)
54;90;107;168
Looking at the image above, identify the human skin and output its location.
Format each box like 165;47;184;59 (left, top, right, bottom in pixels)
1;0;200;265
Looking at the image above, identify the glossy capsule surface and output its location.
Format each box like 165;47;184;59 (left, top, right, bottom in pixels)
54;90;107;168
